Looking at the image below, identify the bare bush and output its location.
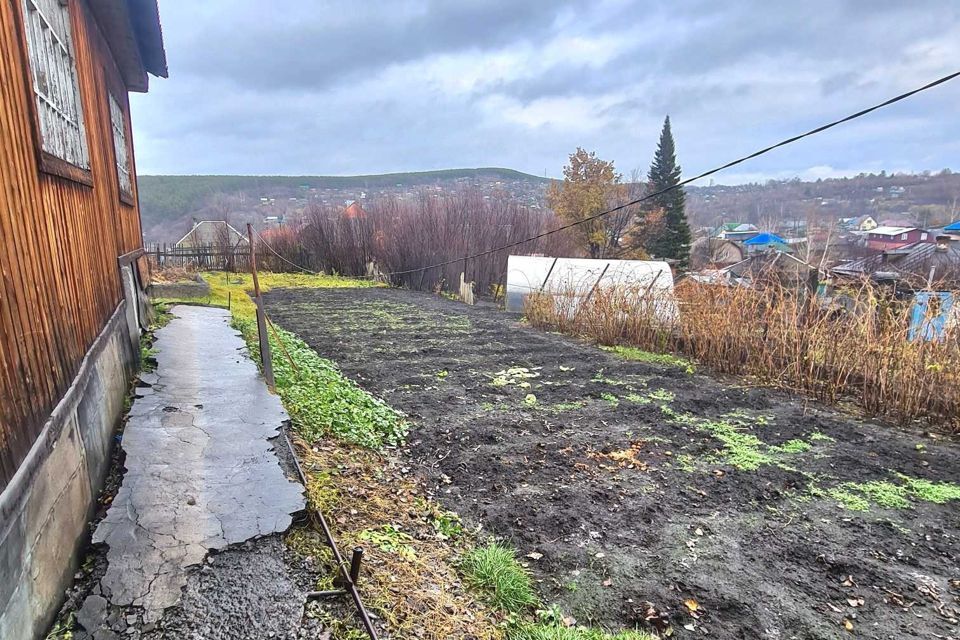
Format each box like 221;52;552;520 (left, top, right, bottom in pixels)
266;190;579;294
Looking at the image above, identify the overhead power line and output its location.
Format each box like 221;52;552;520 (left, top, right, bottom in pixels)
254;69;960;279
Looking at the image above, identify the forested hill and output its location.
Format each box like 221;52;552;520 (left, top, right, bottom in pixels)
137;168;550;242
137;168;960;243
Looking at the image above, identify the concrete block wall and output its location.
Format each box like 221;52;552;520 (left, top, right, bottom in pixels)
0;304;136;640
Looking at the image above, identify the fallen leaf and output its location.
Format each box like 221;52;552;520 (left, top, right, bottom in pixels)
847;597;864;607
684;598;700;612
526;552;543;560
843;618;854;632
603;579;613;587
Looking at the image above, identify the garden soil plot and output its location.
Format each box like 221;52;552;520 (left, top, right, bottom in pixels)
264;287;960;640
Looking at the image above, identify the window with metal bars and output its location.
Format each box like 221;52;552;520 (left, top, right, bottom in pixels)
109;93;132;198
21;0;90;170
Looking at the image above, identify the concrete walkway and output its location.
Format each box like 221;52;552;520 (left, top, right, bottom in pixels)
77;306;305;636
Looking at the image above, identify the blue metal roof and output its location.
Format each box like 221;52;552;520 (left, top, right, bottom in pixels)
743;232;787;245
945;220;960;231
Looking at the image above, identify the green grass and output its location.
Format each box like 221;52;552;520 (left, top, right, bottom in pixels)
549;400;588;413
699;420;773;470
855;481;911;509
236;317;406;449
899;475;960;504
460;542;538;614
357;524;416;560
601;345;695;374
508;624;655;640
819;476;960;511
646;389;675;403
156;272;405;449
770;439;812;454
599;392;619;406
825;487;871;511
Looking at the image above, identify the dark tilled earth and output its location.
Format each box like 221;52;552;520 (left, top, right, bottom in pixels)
264;287;960;640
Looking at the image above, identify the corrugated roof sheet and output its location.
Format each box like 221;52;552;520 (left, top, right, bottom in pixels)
833;242;960;281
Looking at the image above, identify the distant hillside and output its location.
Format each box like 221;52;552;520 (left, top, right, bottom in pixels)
686;171;960;231
137;168;550;242
138;168;960;244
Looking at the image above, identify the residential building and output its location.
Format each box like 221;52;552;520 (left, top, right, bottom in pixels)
689;237;745;269
833;241;960;287
0;2;166;637
864;226;932;251
839;215;878;232
715;222;760;242
744;232;792;254
176;220;249;248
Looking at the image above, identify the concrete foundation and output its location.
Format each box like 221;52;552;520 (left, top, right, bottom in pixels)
0;303;137;640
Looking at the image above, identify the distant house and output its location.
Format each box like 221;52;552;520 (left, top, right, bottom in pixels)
843;215;878;232
690;237;745;269
342;202;367;220
176;220;248;248
777;219;808;237
833;241;960;286
943;220;960;239
715;222;759;242
864;226;931;251
744;232;791;254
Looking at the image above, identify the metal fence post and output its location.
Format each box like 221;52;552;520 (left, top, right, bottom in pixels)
247;224;275;387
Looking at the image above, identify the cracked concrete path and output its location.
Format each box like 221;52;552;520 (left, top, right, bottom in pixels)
81;306;305;629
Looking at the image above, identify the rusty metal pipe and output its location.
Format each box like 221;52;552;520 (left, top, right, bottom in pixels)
283;431;379;639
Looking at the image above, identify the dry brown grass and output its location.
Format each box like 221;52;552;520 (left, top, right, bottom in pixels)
150;264;198;284
525;280;960;431
288;437;503;640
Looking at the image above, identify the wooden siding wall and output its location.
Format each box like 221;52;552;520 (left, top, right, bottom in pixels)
0;0;144;489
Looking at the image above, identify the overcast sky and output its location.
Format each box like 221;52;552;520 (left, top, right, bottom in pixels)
130;0;960;184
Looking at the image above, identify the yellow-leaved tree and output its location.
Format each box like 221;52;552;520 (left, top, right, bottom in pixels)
547;148;628;258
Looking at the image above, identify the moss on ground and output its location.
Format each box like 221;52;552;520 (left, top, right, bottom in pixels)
818;476;960;511
601;345;695;374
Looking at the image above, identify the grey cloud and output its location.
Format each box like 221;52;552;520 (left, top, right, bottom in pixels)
167;0;587;91
132;0;960;181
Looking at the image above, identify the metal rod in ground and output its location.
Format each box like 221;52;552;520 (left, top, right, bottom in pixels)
282;431;379;639
538;256;559;292
349;548;363;583
305;589;348;599
584;262;612;303
247;223;275;388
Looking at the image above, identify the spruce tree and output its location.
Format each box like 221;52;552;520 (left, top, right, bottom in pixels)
646;116;691;268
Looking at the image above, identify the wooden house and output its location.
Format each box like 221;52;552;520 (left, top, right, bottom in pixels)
0;1;166;637
864;226;932;251
175;220;249;248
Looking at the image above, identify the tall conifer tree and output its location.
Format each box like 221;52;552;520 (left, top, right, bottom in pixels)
646;116;691;267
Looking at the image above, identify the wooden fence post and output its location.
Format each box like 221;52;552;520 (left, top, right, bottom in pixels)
247;224;275;387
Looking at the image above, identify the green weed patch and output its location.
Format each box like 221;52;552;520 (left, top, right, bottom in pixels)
461;542;538;614
601;345;695;374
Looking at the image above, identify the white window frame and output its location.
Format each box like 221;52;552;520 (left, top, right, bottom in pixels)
108;92;133;201
20;0;90;173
